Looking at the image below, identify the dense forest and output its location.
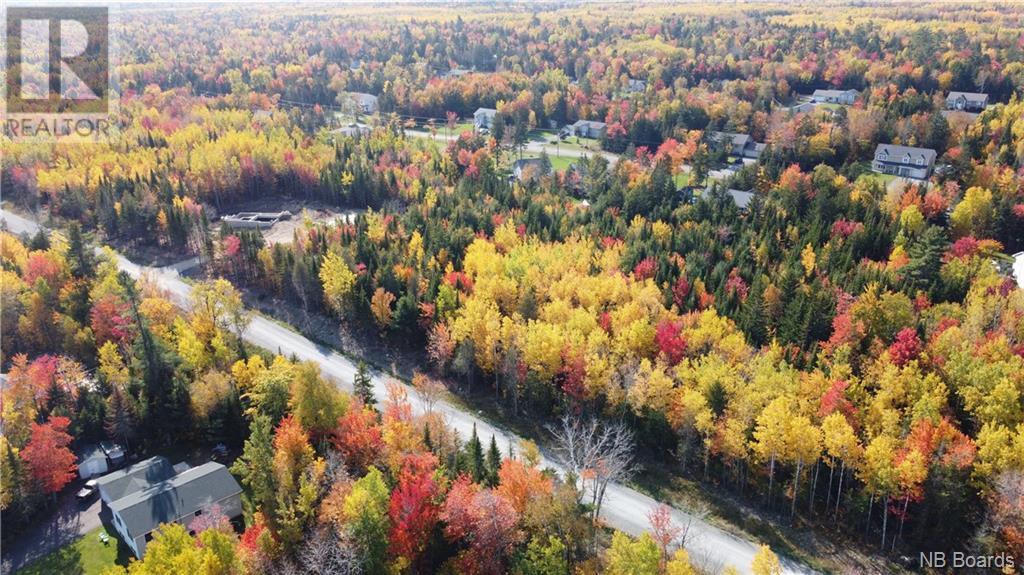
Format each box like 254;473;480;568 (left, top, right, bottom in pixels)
2;3;1023;574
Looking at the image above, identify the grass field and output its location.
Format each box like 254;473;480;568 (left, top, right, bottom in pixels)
14;527;132;575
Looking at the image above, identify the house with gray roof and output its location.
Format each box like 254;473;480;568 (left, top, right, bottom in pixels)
710;131;766;163
945;91;988;112
346;92;379;114
726;189;756;211
512;158;549;182
871;144;937;180
97;456;242;558
473;107;497;130
569;119;607;139
811;89;859;105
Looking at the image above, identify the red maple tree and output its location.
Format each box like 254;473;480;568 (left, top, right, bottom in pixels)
20;416;77;497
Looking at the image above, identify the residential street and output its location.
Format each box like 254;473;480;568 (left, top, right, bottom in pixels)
1;209;817;575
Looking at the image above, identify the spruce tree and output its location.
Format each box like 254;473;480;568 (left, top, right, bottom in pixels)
353;360;376;408
464;424;485;483
485;435;502;487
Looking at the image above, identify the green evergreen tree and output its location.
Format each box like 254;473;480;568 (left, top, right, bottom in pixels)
353;360;376;408
231;414;276;514
485;434;502;487
464;424;485;483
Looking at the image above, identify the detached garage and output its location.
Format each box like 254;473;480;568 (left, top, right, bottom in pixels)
78;444;109;479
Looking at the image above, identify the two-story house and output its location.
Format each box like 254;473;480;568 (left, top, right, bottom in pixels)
871;144;937;180
569;119;607;139
945;91;989;112
97;456;242;558
473;108;497;130
710;131;766;163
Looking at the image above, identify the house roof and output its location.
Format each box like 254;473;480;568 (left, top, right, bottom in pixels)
348;92;378;106
78;444;107;465
726;189;755;210
109;462;242;539
1013;252;1024;290
874;144;937;165
474;107;497;116
571;119;607;128
812;89;858;97
97;456;176;502
946;91;988;103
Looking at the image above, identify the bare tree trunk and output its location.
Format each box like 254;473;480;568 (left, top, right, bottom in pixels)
865;492;874;539
880;495;889;549
767;452;776;508
809;461;820;515
825;461;835;512
834;460;846;524
893;495;910;552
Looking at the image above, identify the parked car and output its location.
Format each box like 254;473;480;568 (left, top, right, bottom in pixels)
76;479;98;503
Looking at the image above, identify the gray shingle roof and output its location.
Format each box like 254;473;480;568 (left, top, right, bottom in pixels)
874;144;937;165
946;91;988;104
812;89;857;97
96;456;175;502
109;462;241;539
726;189;755;210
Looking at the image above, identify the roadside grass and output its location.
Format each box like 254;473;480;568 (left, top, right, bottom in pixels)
14;527;131;575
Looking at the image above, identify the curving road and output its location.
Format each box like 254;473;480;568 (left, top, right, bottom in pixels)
2;209;816;575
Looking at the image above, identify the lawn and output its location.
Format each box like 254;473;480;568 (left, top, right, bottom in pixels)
673;171;690;188
519;152;575;172
15;527;132;575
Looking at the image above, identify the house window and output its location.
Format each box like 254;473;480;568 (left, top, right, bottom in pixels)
903;154;911;163
916;156;924;166
145;532;154;543
878;153;888;161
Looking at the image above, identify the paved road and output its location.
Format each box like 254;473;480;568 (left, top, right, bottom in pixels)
404;129;622;165
2;209;816;575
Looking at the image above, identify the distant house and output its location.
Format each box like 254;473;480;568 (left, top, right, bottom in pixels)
710;131;766;162
626;79;647;93
569;119;608;139
347;92;378;114
98;456;242;558
1012;251;1024;289
945;91;988;112
78;445;109;479
474;108;497;130
441;68;471;79
810;89;859;105
512;158;548;182
333;124;371;138
871;144;936;180
789;101;816;114
726;189;756;211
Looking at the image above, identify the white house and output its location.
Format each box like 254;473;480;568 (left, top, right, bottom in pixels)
871;144;937;180
569;119;608;139
347;92;378;114
945;91;989;112
1013;251;1024;290
77;445;109;479
97;457;242;558
473;108;497;130
810;89;859;105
